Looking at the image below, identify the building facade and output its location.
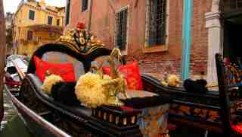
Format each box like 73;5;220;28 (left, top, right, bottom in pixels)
5;12;14;55
13;0;65;57
65;0;237;82
5;12;14;29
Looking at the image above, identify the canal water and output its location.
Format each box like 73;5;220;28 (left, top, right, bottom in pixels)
1;89;17;129
0;89;33;137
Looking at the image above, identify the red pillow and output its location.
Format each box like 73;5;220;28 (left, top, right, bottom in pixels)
102;61;143;90
34;56;75;82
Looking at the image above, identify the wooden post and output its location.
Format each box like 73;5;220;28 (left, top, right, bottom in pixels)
87;0;93;32
0;0;6;122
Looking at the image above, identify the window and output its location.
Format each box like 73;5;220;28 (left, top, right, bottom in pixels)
146;0;167;47
57;19;60;26
224;0;242;11
82;0;88;11
28;10;35;20
65;0;71;25
27;31;33;40
116;8;128;51
48;16;53;25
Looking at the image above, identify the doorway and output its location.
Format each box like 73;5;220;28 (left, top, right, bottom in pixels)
223;0;242;58
223;15;242;58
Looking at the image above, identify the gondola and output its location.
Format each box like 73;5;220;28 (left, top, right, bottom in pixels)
142;75;223;133
6;24;231;136
6;26;172;137
4;55;28;95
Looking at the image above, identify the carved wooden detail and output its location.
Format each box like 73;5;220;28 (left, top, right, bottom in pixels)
19;78;49;114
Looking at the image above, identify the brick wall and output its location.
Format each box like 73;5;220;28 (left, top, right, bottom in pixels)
130;0;183;78
190;0;211;75
67;0;212;79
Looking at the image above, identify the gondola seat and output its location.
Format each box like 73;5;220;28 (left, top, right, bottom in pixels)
20;72;171;136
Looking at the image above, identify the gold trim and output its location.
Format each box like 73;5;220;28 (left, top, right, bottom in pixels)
57;28;105;55
115;116;119;125
123;117;127;125
109;114;113;123
103;112;107;120
131;116;136;124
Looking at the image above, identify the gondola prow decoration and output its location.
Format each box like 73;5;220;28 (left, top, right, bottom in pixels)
58;22;104;54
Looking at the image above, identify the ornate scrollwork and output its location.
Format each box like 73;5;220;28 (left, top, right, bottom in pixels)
225;62;242;88
58;22;104;55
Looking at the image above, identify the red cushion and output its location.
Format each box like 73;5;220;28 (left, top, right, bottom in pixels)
34;56;75;82
232;123;242;135
102;61;143;90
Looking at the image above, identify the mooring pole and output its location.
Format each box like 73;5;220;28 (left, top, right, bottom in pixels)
0;0;6;122
87;0;93;32
181;0;193;80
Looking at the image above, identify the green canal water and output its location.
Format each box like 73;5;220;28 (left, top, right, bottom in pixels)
0;90;33;137
0;115;33;137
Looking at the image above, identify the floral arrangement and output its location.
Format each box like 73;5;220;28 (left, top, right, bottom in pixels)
75;72;111;108
161;74;180;87
75;48;127;108
42;74;63;95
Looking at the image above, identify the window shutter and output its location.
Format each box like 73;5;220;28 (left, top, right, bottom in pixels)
116;8;128;51
147;0;166;46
